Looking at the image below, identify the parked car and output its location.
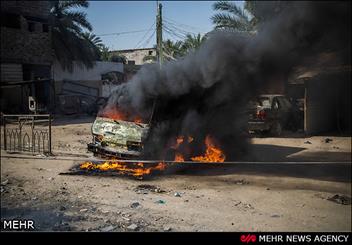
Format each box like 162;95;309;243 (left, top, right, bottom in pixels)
248;94;300;136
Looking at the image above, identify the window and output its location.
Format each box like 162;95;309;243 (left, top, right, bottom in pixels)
28;22;35;32
148;50;153;55
0;12;21;29
42;23;49;32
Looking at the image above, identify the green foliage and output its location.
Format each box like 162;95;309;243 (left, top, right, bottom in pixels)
50;0;102;72
211;0;255;32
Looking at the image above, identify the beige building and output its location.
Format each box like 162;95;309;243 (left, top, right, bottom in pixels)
112;48;156;65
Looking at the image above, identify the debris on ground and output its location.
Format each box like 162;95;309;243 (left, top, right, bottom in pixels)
174;192;181;197
155;199;166;204
234;201;241;206
134;184;165;194
304;141;312;144
48;177;54;181
127;224;138;231
130;202;140;208
1;179;9;186
100;225;115;232
324;138;333;143
122;216;130;221
271;214;281;218
79;208;88;212
163;226;172;231
327;194;351;205
234;179;249;185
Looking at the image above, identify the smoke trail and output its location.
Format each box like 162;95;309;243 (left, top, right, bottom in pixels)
106;1;350;160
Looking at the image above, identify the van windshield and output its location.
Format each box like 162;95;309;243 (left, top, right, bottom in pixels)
258;97;271;107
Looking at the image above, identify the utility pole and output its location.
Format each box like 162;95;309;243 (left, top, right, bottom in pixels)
156;2;163;66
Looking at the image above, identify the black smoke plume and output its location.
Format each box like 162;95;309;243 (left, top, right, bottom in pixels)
106;1;351;160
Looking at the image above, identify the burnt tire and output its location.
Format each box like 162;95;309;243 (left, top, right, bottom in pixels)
270;122;282;137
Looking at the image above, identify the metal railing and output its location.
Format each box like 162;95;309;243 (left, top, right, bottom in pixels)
2;114;52;155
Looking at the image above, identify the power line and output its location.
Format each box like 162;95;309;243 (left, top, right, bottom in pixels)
164;17;207;33
140;29;156;48
96;29;152;37
134;21;156;49
163;25;187;40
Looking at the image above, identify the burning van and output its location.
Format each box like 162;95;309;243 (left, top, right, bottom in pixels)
87;116;150;159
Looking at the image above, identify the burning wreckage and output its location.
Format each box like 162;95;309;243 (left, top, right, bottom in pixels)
73;105;226;179
66;2;350;179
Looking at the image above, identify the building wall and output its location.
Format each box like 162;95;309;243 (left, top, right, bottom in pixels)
0;1;52;65
113;48;156;65
304;71;351;135
1;1;50;19
1;27;52;65
53;61;123;81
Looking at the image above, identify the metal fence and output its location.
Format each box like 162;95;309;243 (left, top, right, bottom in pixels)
2;114;52;155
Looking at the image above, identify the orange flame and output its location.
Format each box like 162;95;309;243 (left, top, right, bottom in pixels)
99;105;143;123
190;135;225;163
79;161;166;177
174;153;185;162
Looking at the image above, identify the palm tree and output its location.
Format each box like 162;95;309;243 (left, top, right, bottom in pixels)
163;39;186;60
143;39;185;63
211;1;256;32
182;34;206;53
109;53;127;64
81;32;104;60
100;45;111;61
50;0;98;71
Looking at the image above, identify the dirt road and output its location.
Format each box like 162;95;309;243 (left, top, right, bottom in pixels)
1;115;351;231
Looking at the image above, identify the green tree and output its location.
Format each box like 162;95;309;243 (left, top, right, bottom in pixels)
100;45;111;61
81;32;104;60
109;52;127;64
182;34;206;53
211;1;256;32
50;0;99;71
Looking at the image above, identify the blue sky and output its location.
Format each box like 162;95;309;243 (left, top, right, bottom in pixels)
85;1;243;51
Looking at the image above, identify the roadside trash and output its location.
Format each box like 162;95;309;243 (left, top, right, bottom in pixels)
79;208;88;212
304;141;312;144
48;177;54;181
327;194;351;205
1;179;9;186
244;204;253;209
130;202;140;208
234;179;249;185
101;225;115;232
324;138;333;143
163;226;171;231
127;224;138;231
174;192;181;197
134;184;165;194
155;199;166;204
32;196;38;200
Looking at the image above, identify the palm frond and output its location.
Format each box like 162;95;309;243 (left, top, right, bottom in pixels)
59;0;89;10
64;11;92;31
